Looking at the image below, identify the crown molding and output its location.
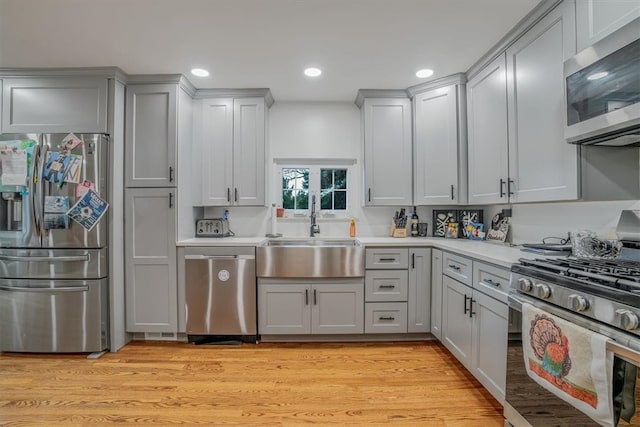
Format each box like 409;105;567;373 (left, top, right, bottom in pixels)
354;89;409;108
406;73;467;97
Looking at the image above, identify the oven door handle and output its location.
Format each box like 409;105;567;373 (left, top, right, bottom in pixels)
607;341;640;365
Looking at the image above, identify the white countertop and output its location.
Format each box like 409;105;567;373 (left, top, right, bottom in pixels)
176;236;552;268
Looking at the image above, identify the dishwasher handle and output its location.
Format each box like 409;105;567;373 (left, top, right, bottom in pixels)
184;255;255;260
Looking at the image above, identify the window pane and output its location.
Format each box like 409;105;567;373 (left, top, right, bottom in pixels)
334;191;347;209
296;190;309;209
321;192;332;209
320;169;332;190
282;189;295;209
282;168;309;191
334;169;347;189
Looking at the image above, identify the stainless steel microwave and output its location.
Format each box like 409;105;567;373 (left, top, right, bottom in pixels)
564;17;640;146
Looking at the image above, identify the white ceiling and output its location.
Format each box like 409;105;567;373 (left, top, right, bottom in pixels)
0;0;541;102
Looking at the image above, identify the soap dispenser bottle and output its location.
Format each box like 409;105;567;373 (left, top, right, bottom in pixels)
349;218;356;238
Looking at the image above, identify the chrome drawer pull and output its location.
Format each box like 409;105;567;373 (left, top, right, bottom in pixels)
483;279;501;287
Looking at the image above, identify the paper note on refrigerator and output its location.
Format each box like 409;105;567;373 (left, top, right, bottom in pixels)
66;189;108;231
64;154;83;183
0;149;28;186
43;151;71;187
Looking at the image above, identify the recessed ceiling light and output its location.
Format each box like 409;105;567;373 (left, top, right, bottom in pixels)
415;69;434;79
191;68;210;77
304;67;322;77
587;71;609;81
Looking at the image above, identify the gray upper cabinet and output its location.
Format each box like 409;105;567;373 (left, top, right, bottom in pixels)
125;84;178;188
412;82;467;205
125;187;177;333
361;96;413;206
2;77;108;133
576;0;640;51
467;55;510;205
197;96;266;206
505;0;578;203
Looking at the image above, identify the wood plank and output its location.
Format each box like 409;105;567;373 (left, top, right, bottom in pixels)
0;341;502;425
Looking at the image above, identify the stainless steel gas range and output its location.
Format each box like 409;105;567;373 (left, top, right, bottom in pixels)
505;254;640;426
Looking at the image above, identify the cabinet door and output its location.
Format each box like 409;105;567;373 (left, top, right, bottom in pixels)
199;98;234;206
125;188;177;333
2;78;108;133
506;1;578;203
408;248;431;333
363;98;413;206
577;0;640;51
311;283;364;334
471;290;508;404
125;84;177;188
233;98;265;206
467;55;510;205
258;283;311;334
430;249;443;340
414;85;461;204
441;276;473;369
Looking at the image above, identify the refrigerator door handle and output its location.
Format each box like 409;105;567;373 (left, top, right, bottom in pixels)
29;144;41;237
0;285;89;293
0;254;89;262
35;143;48;238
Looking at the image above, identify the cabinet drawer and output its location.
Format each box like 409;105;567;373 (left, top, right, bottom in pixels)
365;248;409;269
365;270;408;302
442;252;472;286
365;302;408;334
473;262;510;304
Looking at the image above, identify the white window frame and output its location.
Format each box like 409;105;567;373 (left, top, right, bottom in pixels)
274;158;356;219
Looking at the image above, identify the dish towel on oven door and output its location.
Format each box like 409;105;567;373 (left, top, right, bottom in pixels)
523;303;615;426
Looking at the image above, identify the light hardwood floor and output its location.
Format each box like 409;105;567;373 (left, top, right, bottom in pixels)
0;340;503;426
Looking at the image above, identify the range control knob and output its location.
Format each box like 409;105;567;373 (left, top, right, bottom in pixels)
569;294;590;312
535;283;552;299
518;278;533;292
617;310;640;331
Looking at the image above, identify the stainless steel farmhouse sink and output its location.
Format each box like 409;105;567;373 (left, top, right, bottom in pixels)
256;238;364;278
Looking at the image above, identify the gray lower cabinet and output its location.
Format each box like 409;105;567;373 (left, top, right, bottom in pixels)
125;188;177;333
430;249;443;340
440;253;509;404
364;247;431;334
258;280;364;335
2;77;108;133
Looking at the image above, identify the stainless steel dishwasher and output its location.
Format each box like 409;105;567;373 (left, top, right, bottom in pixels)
184;247;257;343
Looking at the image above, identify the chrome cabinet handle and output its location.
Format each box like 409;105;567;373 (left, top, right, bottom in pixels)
483;279;501;287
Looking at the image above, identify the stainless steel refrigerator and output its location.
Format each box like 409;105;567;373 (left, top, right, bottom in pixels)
0;133;109;353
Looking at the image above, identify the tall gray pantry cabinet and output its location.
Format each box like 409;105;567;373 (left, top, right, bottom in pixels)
124;78;193;336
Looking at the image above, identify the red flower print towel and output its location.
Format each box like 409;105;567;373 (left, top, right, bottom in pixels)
522;303;614;427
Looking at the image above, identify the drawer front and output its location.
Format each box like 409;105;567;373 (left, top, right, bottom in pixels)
365;270;408;302
442;252;472;286
473;261;510;303
365;302;408;334
365;248;409;269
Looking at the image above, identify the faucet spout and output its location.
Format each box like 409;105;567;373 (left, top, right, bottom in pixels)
310;194;320;237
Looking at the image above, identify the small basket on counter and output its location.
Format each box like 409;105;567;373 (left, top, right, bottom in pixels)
570;230;622;259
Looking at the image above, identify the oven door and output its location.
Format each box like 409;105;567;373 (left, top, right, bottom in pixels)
505;291;640;426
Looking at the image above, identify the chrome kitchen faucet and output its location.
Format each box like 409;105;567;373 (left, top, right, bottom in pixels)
310;194;320;237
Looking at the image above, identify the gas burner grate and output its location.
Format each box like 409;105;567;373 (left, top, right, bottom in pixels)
517;258;640;293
